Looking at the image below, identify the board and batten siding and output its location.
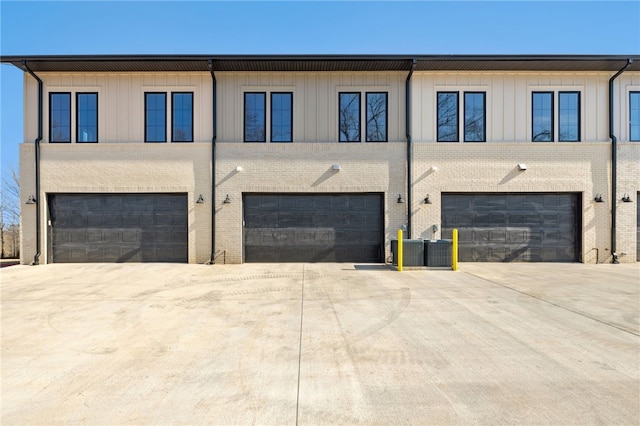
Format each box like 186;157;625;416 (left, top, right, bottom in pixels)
24;72;213;144
215;72;407;143
411;72;612;143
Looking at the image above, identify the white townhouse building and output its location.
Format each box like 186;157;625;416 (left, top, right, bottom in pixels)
2;55;639;265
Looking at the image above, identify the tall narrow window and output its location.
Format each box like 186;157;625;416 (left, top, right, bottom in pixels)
464;92;486;142
244;92;266;142
366;92;388;142
630;92;640;141
145;93;166;142
558;91;580;142
76;93;98;143
339;92;360;142
271;92;293;142
50;92;71;143
532;92;553;142
437;92;459;142
172;92;193;142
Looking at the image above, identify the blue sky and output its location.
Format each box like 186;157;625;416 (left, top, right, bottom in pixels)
1;0;639;174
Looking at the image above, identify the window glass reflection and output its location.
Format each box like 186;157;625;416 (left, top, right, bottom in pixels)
77;93;97;142
145;93;166;142
630;92;640;141
339;93;360;142
559;92;579;142
464;92;485;142
172;92;193;142
245;92;266;142
271;93;292;142
532;92;553;142
437;92;458;142
50;93;71;142
366;93;387;142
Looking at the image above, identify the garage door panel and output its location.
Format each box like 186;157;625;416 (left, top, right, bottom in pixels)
50;194;187;263
244;193;382;263
443;193;579;262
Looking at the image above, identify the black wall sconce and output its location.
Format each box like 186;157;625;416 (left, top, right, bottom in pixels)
621;193;633;203
424;195;432;204
594;194;604;203
397;194;405;204
196;194;204;204
25;195;37;205
223;194;231;204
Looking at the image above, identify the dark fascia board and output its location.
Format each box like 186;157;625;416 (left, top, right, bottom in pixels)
2;54;639;73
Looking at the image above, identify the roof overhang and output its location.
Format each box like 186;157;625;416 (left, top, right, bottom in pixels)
1;54;639;73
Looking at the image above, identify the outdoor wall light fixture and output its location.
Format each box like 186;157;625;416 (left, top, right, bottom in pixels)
236;166;244;172
430;166;438;172
594;194;604;203
621;193;633;203
332;163;341;171
397;194;405;204
196;194;205;204
223;194;231;204
424;195;432;204
25;195;37;205
517;163;527;171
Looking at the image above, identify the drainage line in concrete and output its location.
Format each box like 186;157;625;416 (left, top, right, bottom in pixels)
295;264;305;425
466;272;639;338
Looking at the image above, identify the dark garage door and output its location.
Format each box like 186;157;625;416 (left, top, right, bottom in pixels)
442;193;580;262
49;194;188;263
244;193;383;262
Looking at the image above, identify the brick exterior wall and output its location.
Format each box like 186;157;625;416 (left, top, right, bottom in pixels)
16;69;640;265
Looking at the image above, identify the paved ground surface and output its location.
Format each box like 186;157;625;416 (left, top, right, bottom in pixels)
1;262;639;425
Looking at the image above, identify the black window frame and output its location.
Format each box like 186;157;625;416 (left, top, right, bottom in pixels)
463;91;486;142
270;92;293;143
558;91;580;142
244;92;267;143
76;92;98;143
437;91;459;142
630;91;640;142
339;92;361;142
49;92;71;143
144;92;167;143
171;92;194;143
532;91;554;142
365;92;388;142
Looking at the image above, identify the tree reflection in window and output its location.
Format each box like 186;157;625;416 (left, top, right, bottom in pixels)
464;92;485;142
532;92;553;142
437;92;458;142
244;92;266;142
339;92;360;142
172;92;193;142
366;92;387;142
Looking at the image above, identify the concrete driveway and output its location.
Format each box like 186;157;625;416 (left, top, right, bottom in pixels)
1;262;639;425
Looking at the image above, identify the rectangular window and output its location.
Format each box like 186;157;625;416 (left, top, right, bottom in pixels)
172;92;193;142
464;92;486;142
558;91;580;142
437;92;459;142
76;93;98;143
532;92;553;142
339;92;361;142
50;92;71;143
244;92;266;142
145;93;166;142
366;92;388;142
271;92;293;142
630;92;640;141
